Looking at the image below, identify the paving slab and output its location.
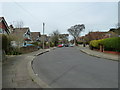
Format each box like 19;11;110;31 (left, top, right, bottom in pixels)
2;49;48;88
0;62;2;89
78;45;119;61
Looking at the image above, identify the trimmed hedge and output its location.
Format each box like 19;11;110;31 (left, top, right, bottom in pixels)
1;34;22;55
89;37;120;52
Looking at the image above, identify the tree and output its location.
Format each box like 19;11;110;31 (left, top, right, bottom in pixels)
50;30;60;46
59;34;69;44
14;20;24;28
68;24;85;45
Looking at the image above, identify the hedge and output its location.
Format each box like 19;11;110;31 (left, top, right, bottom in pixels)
89;37;120;52
1;34;11;52
1;34;21;55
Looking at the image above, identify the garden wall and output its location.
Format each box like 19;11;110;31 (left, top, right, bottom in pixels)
20;46;38;54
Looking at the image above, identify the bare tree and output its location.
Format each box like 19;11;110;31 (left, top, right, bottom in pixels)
68;24;85;45
50;30;60;46
15;20;24;28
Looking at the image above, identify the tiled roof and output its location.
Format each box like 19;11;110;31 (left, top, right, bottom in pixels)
0;17;10;34
12;27;30;40
13;27;30;34
0;17;4;21
31;32;41;41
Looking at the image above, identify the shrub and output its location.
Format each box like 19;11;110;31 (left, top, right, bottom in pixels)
7;47;22;55
100;37;120;52
2;34;11;52
89;39;103;49
50;42;54;47
89;37;120;52
77;41;83;44
1;34;22;55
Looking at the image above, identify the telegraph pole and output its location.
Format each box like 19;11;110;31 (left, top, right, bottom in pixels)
43;22;45;49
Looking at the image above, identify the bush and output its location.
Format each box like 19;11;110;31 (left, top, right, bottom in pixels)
50;42;55;47
89;37;120;52
2;34;11;52
30;42;39;46
100;37;120;52
77;41;83;44
89;39;103;49
1;34;22;55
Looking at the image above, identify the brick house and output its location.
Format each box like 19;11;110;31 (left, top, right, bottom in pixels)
86;32;107;40
9;25;15;33
77;31;108;44
0;17;11;61
104;28;120;38
77;36;85;43
31;32;41;42
0;17;10;34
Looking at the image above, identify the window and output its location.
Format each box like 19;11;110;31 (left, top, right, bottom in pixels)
0;29;3;33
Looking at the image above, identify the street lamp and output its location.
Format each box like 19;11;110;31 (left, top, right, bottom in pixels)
43;22;45;49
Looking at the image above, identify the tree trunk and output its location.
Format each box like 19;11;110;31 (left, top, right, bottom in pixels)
74;37;77;46
100;44;104;52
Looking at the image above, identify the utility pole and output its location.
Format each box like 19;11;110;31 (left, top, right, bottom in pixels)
43;22;45;49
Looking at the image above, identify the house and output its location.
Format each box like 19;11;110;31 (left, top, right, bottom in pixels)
40;35;48;42
31;32;41;42
11;27;32;47
106;28;120;37
84;31;107;42
0;17;11;61
9;25;15;33
0;17;10;34
77;31;108;44
86;31;107;40
77;36;85;42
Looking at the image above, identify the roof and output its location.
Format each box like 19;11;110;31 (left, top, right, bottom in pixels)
41;34;47;37
9;25;14;29
12;27;30;41
31;32;41;41
31;32;41;37
88;31;107;34
14;27;30;34
0;17;4;22
0;17;10;34
0;17;8;27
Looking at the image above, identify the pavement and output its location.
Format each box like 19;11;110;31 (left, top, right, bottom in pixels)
78;45;119;61
2;48;53;88
0;62;2;90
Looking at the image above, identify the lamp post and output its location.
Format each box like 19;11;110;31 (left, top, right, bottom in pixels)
43;22;45;49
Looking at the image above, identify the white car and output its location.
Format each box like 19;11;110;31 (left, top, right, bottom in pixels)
69;44;74;47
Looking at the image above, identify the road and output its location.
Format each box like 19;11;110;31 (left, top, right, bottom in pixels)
32;47;118;88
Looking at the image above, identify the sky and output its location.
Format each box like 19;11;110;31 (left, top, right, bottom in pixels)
0;1;119;40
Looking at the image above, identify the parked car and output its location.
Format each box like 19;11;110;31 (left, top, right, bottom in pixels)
57;44;63;47
64;44;69;47
23;44;34;47
69;44;74;47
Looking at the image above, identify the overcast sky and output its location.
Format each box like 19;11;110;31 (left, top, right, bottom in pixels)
1;1;118;39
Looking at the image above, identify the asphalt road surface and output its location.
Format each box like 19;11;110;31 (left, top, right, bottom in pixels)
32;47;118;88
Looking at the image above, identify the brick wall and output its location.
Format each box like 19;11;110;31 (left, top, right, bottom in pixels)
20;46;38;54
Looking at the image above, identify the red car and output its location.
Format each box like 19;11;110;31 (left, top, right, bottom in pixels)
58;44;63;47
